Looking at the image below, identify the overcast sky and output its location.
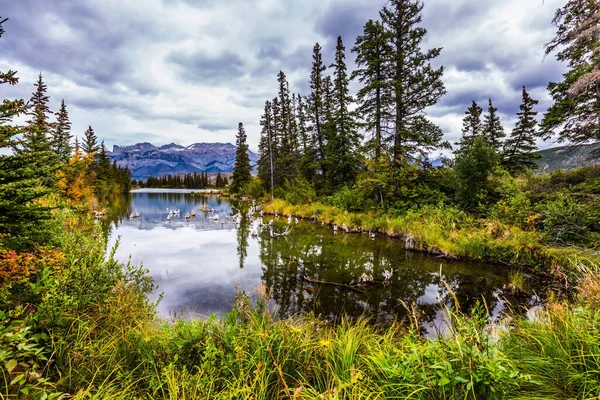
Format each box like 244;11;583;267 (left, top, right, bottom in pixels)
1;0;565;154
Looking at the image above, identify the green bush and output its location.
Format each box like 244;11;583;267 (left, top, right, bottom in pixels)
277;177;317;205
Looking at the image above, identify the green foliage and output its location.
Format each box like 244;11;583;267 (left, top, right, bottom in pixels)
540;193;600;247
328;185;365;212
276;177;317;205
455;136;499;211
0;314;61;399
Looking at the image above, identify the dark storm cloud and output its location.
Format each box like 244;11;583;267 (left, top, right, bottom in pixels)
167;50;246;83
1;1;163;95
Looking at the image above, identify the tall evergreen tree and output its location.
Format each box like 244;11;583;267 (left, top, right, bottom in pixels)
352;19;393;159
483;98;505;153
52;99;73;164
20;72;54;156
275;71;299;183
257;100;276;196
541;0;600;145
231;122;252;193
326;36;362;189
308;43;328;177
462;101;483;138
0;19;54;248
503;87;541;174
82;125;99;155
456;101;483;151
380;0;448;164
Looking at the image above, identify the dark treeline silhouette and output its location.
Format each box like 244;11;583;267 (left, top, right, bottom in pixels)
138;172;228;189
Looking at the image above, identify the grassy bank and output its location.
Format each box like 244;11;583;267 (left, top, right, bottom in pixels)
263;199;599;273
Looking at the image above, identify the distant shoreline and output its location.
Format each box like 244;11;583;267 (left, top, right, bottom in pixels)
130;188;223;194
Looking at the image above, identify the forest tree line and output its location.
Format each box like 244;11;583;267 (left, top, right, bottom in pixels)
228;0;600;216
138;172;228;189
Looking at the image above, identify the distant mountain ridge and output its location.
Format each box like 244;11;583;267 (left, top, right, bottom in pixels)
536;142;600;172
108;142;258;180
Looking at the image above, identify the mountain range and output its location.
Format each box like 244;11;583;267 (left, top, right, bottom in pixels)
108;142;258;180
109;141;599;181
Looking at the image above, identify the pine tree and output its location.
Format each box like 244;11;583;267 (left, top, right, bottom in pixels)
483;98;505;153
216;172;224;188
503;87;541;174
257;100;277;197
231;122;252;193
541;0;600;145
456;101;483;151
380;0;448;164
82;125;99;155
20;73;54;156
352;19;393;159
52;99;73;164
308;43;328;178
275;71;299;183
0;19;54;248
326;36;362;190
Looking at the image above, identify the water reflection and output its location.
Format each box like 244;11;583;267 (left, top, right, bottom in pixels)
107;189;540;335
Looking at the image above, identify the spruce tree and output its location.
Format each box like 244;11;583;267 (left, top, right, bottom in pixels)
352;19;393;159
308;43;328;177
82;125;99;155
541;0;600;145
380;0;448;164
483;98;505;153
0;19;54;248
20;73;54;156
326;36;361;190
231;122;252;193
503;87;541;174
257;101;277;197
456;101;483;151
275;71;299;183
52;99;73;164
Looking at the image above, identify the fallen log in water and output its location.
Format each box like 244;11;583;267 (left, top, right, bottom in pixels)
299;276;368;294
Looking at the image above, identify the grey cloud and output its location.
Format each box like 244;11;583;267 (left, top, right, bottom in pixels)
1;0;163;95
197;122;235;132
316;0;381;43
167;50;246;83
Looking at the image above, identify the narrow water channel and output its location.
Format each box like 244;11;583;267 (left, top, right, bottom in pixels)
106;189;542;335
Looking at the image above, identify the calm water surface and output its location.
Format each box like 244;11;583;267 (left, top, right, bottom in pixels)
106;189;540;335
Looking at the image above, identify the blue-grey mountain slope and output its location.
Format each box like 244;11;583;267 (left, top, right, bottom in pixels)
108;142;259;180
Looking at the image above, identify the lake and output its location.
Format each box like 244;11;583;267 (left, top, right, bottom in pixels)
106;189;542;335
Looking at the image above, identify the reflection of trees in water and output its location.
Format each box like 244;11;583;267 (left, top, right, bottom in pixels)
236;215;251;269
102;193;132;236
260;222;505;330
